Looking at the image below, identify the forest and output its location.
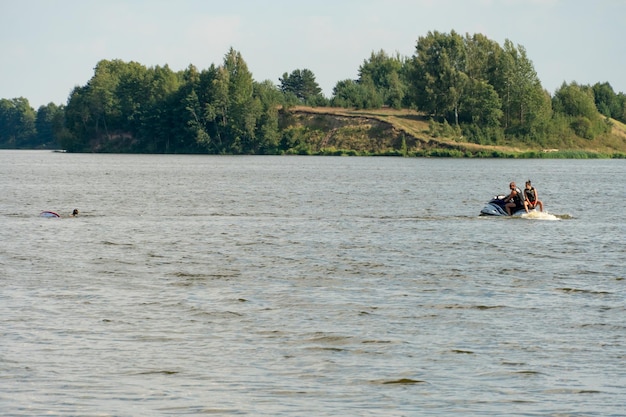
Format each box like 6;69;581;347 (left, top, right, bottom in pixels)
1;30;625;156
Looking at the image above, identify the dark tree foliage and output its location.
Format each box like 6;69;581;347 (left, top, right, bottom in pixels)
331;78;383;109
553;82;598;119
35;103;64;148
329;49;407;110
279;69;324;105
57;49;289;153
358;50;407;109
2;36;624;152
553;82;611;139
404;31;558;143
618;93;626;122
592;82;624;121
408;30;468;122
253;79;282;153
0;97;37;148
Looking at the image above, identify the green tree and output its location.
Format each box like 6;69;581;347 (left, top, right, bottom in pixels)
407;30;467;123
617;92;626;123
553;82;608;139
224;48;258;152
87;59;125;139
65;59;178;152
201;48;261;153
461;79;502;126
136;64;182;152
0;97;37;148
279;69;324;105
63;85;91;151
158;64;205;153
331;79;359;108
253;79;282;153
331;77;382;109
592;82;621;119
115;61;151;133
463;33;502;87
358;50;407;108
553;82;598;119
35;103;63;148
496;40;546;131
442;56;468;126
385;70;406;109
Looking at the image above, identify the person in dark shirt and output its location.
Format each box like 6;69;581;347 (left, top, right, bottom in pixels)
523;180;544;212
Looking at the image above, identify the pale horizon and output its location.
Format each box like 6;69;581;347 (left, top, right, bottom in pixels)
2;0;624;109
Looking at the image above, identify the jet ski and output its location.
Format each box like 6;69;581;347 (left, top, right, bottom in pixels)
480;195;531;216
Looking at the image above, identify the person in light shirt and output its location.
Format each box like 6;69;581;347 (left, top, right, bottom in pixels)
503;181;526;215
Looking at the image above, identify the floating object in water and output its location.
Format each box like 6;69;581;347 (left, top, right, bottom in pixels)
40;210;60;218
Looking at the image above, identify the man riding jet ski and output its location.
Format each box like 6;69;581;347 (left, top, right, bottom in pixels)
480;182;530;216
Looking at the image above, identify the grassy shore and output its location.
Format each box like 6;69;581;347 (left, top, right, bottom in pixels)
282;106;626;158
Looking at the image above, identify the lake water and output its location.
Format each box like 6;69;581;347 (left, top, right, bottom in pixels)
1;150;624;416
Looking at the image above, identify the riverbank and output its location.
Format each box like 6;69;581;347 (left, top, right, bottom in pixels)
280;106;626;158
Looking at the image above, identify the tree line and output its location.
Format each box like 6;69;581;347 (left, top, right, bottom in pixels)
1;30;625;153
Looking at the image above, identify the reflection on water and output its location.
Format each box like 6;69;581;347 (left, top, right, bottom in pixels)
1;151;624;416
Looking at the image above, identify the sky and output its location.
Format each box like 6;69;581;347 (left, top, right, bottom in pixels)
1;0;625;109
